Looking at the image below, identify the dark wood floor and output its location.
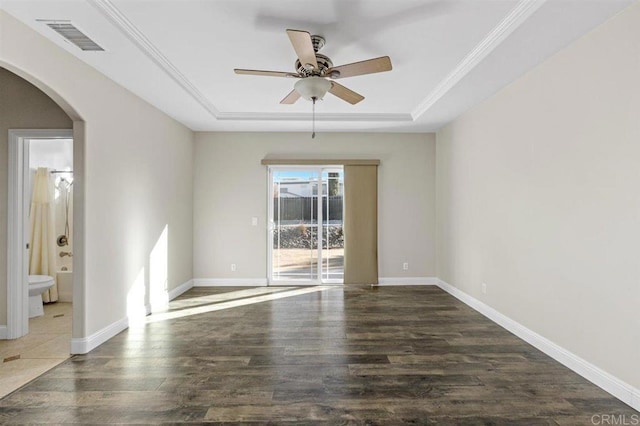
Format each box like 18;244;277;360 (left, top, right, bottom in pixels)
0;285;636;424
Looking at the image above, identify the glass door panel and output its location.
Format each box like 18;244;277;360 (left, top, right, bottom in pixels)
321;169;344;282
271;169;319;282
269;167;344;284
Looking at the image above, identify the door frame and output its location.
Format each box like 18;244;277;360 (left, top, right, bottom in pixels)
267;165;343;286
6;129;73;339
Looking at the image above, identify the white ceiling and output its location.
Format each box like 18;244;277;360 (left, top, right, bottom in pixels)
1;0;634;132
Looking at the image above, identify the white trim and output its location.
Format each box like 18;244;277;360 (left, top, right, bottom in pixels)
90;0;545;125
217;112;412;122
633;390;640;412
70;316;128;354
412;0;546;119
168;279;194;300
7;131;28;339
69;279;193;352
195;277;438;286
84;0;550;126
89;0;220;118
436;278;640;412
149;280;194;313
377;277;438;286
0;326;7;339
7;129;74;340
88;1;413;125
193;278;269;287
268;280;337;286
267;167;274;284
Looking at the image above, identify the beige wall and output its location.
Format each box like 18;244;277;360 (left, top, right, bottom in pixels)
436;2;640;389
0;67;73;326
194;132;436;281
1;11;194;338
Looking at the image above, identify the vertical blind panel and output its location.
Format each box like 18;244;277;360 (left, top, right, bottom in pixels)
343;165;378;284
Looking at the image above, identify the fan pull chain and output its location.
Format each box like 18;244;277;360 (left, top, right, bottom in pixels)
312;97;316;139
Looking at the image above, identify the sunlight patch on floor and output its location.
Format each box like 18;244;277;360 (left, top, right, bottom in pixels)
144;286;334;324
166;287;295;311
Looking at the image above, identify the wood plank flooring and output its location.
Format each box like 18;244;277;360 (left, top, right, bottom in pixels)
0;286;636;424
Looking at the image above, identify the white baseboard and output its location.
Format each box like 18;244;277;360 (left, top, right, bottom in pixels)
58;274;640;411
194;277;438;286
168;279;193;300
436;278;640;412
70;316;128;354
71;279;195;353
633;390;640;412
0;325;7;339
150;280;195;312
377;277;438;286
193;278;268;287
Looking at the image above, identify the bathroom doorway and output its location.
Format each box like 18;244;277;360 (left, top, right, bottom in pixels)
29;137;74;302
6;130;73;342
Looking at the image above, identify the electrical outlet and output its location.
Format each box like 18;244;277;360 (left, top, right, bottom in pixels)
231;263;237;272
403;262;409;270
482;282;487;294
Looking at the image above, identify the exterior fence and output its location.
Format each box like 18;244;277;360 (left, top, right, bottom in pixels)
273;196;343;223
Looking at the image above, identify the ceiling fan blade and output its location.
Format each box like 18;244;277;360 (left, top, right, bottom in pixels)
280;90;301;104
329;81;364;105
286;29;318;70
234;69;299;78
327;56;392;79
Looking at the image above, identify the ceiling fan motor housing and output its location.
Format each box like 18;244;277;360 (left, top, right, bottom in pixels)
296;53;333;76
311;35;325;52
295;35;333;76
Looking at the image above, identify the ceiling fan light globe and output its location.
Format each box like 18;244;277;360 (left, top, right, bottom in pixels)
294;76;332;101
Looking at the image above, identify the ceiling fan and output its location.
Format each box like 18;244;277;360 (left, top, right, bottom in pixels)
234;29;392;106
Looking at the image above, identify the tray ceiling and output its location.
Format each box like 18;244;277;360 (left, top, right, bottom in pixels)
0;0;633;132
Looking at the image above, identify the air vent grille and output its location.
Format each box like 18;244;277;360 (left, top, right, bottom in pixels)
45;22;104;51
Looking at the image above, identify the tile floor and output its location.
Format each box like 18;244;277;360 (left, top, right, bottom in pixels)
0;302;72;398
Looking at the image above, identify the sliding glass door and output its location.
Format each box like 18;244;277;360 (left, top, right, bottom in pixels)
269;166;344;284
321;169;344;281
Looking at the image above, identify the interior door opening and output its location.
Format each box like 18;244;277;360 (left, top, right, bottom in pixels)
269;166;344;285
7;129;74;341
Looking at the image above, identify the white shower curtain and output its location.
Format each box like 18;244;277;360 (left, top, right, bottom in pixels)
29;167;58;302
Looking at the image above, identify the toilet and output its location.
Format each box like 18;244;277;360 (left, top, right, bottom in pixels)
28;275;55;318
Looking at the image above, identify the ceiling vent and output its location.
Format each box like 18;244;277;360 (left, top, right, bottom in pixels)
42;21;104;51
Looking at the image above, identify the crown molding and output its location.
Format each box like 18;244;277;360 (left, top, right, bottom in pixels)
88;0;414;125
411;0;546;120
216;112;413;122
91;0;544;126
89;0;221;117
